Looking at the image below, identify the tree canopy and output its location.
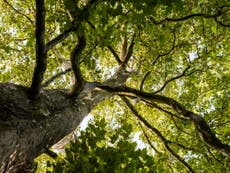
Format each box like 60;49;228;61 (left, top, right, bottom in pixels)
0;0;230;172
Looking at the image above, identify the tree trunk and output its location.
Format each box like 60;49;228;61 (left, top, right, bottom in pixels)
0;82;111;173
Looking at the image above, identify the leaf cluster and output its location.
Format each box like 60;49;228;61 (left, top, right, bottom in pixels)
38;118;157;173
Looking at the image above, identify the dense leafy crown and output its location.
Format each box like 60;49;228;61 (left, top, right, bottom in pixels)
0;0;230;172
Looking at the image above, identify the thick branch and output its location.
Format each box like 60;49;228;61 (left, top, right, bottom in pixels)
120;36;127;62
70;35;86;97
98;85;230;158
46;27;73;51
107;34;135;67
107;46;122;64
122;34;135;67
121;96;195;173
28;0;47;99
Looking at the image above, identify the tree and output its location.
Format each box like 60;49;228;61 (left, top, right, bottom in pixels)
0;0;229;172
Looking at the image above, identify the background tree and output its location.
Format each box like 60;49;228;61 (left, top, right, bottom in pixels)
0;0;229;172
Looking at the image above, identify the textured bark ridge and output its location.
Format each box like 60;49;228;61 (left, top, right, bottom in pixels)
0;82;110;173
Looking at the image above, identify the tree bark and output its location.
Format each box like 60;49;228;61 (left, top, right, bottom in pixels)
0;82;111;173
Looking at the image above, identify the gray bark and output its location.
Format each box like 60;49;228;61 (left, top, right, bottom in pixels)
0;82;111;173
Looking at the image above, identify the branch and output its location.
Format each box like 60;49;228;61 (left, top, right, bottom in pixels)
46;27;74;51
107;34;135;68
215;19;230;27
151;30;176;66
28;0;47;99
80;43;98;64
53;47;66;60
122;34;135;67
70;0;98;22
120;35;128;62
42;68;72;88
206;147;225;165
143;99;187;120
140;30;176;92
3;0;34;25
121;96;195;173
153;65;191;94
107;45;122;64
140;71;150;91
70;35;86;97
137;121;160;154
44;149;58;159
171;116;192;135
98;85;230;158
46;0;99;51
150;10;230;25
169;141;197;152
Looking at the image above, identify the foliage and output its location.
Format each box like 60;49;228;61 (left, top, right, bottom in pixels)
0;0;230;172
36;118;158;173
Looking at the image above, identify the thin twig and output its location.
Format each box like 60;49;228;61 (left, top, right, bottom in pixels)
140;71;150;92
153;66;190;94
171;116;192;135
169;141;197;152
150;10;230;25
206;147;225;165
215;19;230;27
42;68;72;88
143;100;187;120
3;0;34;25
137;121;160;154
80;44;98;64
151;30;176;66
